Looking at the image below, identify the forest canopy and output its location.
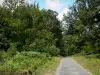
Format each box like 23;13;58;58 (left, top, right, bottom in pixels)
0;0;64;56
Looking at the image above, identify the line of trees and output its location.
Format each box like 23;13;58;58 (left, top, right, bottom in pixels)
0;0;64;56
1;0;100;57
63;0;100;56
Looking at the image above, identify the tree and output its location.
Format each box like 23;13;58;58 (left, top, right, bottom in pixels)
3;0;26;11
63;0;100;55
0;0;63;56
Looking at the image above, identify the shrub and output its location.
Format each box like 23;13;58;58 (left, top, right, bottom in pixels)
0;34;10;52
0;52;4;65
47;45;60;56
81;42;95;55
28;39;59;56
7;43;17;57
0;51;52;75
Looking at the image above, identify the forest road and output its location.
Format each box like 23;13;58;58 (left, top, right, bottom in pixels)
55;58;92;75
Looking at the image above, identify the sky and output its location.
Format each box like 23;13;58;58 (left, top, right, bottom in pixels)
0;0;75;20
29;0;75;20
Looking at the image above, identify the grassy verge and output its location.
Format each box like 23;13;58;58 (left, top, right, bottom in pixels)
0;51;61;75
36;57;61;75
71;55;100;75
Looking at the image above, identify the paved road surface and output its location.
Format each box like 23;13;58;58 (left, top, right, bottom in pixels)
55;58;92;75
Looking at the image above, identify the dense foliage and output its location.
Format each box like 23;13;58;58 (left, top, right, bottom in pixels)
63;0;100;56
0;0;63;56
0;51;52;75
0;0;63;74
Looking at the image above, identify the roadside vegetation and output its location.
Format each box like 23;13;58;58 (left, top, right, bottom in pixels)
0;0;62;75
0;51;61;75
71;55;100;75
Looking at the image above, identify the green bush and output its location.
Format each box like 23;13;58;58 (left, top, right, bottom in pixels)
81;42;95;55
0;34;10;52
47;45;60;56
0;51;52;75
0;52;4;65
27;39;59;56
7;43;17;57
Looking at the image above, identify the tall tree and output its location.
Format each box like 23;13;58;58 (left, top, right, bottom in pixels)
63;0;100;55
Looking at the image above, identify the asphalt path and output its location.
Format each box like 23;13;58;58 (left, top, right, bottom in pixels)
55;58;92;75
